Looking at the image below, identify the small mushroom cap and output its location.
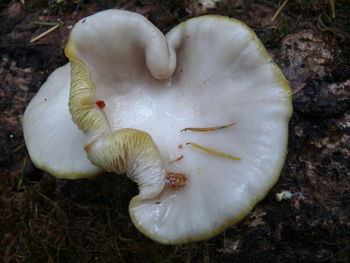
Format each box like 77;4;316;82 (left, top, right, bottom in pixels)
23;10;292;244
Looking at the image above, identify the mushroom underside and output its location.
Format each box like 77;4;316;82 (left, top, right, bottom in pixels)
23;10;292;244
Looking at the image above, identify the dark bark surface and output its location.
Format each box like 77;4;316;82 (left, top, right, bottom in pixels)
1;1;349;262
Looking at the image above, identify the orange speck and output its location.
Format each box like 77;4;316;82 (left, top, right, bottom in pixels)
178;144;183;149
96;100;106;109
165;172;188;189
168;155;184;165
84;144;92;152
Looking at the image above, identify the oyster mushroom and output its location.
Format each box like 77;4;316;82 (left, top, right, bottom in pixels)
23;10;292;244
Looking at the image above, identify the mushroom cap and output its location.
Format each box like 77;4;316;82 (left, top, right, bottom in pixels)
23;64;103;178
23;10;292;244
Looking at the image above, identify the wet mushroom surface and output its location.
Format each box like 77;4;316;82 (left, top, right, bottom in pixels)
23;10;291;244
1;0;349;261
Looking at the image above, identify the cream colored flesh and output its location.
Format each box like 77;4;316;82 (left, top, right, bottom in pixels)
23;10;292;244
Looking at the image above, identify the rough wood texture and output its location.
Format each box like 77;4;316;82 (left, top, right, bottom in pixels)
1;1;349;262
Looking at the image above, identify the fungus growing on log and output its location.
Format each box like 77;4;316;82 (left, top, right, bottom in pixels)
23;10;292;244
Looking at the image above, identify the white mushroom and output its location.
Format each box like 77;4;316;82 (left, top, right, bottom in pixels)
23;10;292;244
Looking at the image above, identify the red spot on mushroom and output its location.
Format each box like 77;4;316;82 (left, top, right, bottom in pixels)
96;100;106;109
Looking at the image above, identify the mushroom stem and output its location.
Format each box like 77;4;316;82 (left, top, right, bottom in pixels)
66;48;110;141
84;128;166;199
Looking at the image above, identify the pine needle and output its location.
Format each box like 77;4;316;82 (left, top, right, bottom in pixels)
186;142;241;161
329;0;335;18
30;23;61;43
271;0;289;22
